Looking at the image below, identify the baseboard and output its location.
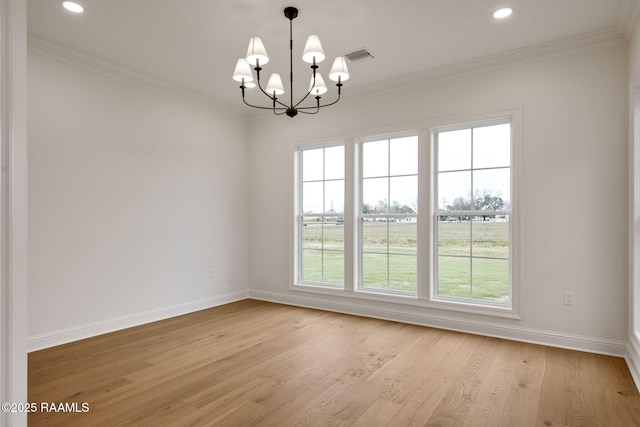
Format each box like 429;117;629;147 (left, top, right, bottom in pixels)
28;288;629;360
627;334;640;392
27;290;249;352
249;289;627;357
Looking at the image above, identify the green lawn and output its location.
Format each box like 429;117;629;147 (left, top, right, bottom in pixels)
301;220;509;301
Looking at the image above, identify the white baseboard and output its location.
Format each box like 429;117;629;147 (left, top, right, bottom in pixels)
27;290;249;352
627;334;640;392
28;288;630;364
249;289;627;357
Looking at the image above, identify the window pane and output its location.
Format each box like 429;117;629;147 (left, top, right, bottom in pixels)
363;140;388;178
438;219;471;256
323;250;344;285
325;145;345;180
437;256;471;298
302;249;322;282
302;219;322;249
325;180;344;214
438;129;471;171
302;148;323;181
438;171;471;211
390;136;418;176
472;258;509;302
362;253;388;289
473;124;510;169
390;176;418;214
302;181;323;213
363;177;389;213
362;220;387;253
473;168;510;209
389;255;417;292
323;220;344;251
471;218;509;258
389;222;417;255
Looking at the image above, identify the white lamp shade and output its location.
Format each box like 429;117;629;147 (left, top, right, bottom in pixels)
329;57;350;82
302;35;325;64
309;73;328;95
266;73;285;95
246;37;269;66
232;58;254;82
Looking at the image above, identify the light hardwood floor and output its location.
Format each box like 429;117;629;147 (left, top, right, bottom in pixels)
29;299;640;426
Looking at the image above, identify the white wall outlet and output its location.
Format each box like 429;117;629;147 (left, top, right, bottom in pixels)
564;291;575;306
209;268;215;279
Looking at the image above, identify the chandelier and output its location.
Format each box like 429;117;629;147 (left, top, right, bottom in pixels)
232;7;350;118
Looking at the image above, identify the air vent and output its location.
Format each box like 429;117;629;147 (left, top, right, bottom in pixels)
345;48;375;62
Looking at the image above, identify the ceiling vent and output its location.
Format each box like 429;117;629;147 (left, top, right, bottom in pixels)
345;48;375;63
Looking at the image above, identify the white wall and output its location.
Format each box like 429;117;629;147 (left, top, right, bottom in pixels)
248;42;629;355
28;52;250;349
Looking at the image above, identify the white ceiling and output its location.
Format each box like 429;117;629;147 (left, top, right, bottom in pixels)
28;0;635;115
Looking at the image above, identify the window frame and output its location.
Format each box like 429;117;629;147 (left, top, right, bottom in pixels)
431;118;514;308
294;141;348;289
290;109;521;319
357;132;420;296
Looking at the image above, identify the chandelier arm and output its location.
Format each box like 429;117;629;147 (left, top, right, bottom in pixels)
297;108;320;115
241;94;287;111
293;88;315;109
296;96;320;115
297;83;342;110
293;65;319;109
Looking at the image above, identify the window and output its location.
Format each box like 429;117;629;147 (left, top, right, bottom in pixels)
293;112;518;316
360;136;418;293
298;144;345;286
434;122;512;305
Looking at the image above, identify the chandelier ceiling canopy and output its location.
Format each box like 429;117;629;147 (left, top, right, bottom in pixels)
232;7;350;118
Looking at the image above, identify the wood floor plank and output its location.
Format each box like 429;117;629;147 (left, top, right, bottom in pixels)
424;336;499;426
28;300;640;426
496;342;546;427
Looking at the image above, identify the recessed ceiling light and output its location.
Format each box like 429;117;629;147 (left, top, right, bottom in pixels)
493;7;513;19
62;1;85;14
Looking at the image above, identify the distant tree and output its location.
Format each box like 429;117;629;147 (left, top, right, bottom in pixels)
446;196;472;212
374;199;389;214
473;190;505;221
445;197;472;221
362;203;374;214
391;200;416;214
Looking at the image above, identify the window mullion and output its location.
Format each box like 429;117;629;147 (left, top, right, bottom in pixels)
469;129;474;299
344;138;355;292
388;139;392;216
418;128;432;300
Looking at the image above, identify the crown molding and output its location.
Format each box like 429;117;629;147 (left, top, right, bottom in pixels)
345;28;625;102
619;0;640;40
30;27;625;123
27;35;250;121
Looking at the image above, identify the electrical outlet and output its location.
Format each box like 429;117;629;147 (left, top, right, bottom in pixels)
564;291;575;306
209;268;215;279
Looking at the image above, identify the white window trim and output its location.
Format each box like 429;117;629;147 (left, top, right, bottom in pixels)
292;140;348;288
431;118;513;308
290;108;522;320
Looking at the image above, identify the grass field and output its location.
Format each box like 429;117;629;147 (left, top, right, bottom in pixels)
301;219;509;302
